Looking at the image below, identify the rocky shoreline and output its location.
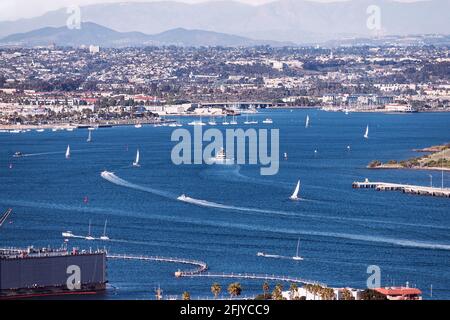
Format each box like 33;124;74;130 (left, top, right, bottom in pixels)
368;143;450;171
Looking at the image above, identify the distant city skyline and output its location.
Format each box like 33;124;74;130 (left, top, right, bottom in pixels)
0;0;425;22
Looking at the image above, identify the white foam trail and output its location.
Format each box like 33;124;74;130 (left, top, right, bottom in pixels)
101;172;450;232
177;195;446;231
20;148;99;157
2;198;450;251
101;171;176;199
258;254;291;260
22;151;66;157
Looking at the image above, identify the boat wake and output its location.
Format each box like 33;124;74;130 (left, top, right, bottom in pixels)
257;253;292;260
100;171;176;199
2;197;450;252
100;172;450;232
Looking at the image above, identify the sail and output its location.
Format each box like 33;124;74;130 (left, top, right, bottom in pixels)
133;149;140;166
290;180;300;200
65;145;70;159
364;125;369;139
296;239;300;257
103;220;107;236
305;115;310;128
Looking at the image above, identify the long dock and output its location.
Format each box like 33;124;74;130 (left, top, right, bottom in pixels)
353;180;450;198
177;272;326;287
107;254;208;276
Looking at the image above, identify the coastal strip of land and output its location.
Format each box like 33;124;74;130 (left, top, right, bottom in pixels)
368;143;450;172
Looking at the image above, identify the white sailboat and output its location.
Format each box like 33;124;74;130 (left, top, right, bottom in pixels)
230;116;238;125
188;117;206;126
292;238;304;261
221;115;230;125
85;220;95;241
87;130;92;142
65;145;70;159
208;117;217;126
364;125;369;139
133;149;140;167
290;180;301;201
305;115;310;128
100;220;109;241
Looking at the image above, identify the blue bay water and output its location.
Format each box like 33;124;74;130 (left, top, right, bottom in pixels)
0;109;449;299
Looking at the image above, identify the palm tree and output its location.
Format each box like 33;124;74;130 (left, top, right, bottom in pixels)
272;283;284;300
341;289;355;301
320;288;335;300
262;282;270;298
289;283;299;300
211;283;222;299
227;283;242;299
182;291;191;300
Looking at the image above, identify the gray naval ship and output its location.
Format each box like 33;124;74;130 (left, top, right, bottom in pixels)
0;209;107;299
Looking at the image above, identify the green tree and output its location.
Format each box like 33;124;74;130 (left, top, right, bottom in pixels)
360;289;387;300
211;283;222;299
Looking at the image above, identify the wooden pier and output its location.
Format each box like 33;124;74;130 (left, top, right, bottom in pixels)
353;180;450;198
177;272;326;287
107;254;208;276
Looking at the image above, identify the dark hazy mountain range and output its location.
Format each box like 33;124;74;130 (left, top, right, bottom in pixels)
0;0;448;44
0;22;290;47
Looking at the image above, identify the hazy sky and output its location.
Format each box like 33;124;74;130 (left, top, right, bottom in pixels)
0;0;422;22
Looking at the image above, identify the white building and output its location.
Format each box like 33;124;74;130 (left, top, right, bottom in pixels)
89;45;100;54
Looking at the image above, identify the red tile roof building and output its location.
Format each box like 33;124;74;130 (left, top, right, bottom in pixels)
374;287;422;300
